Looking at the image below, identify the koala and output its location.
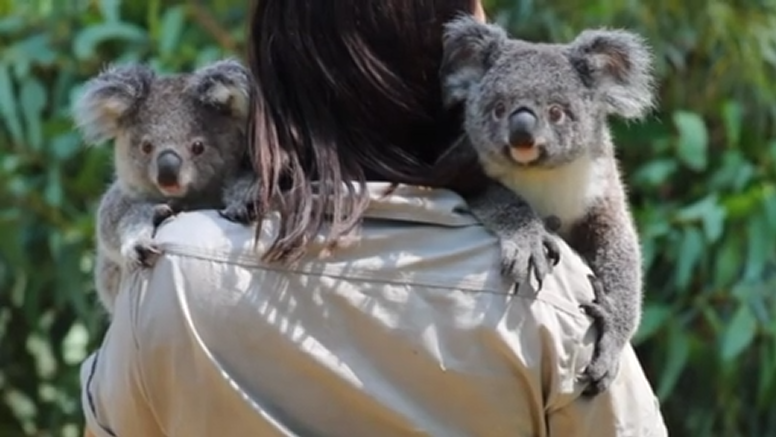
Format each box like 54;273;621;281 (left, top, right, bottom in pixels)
439;15;655;396
72;59;258;315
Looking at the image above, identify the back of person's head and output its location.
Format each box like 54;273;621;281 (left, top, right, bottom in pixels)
247;0;486;261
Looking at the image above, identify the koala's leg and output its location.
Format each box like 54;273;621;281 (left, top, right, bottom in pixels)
220;170;260;224
94;248;121;316
465;182;561;291
569;196;643;397
97;182;164;270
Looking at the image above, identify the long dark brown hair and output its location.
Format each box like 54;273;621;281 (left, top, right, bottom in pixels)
246;0;486;262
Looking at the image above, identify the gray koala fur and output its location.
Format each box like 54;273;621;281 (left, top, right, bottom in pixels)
439;15;656;396
73;58;257;315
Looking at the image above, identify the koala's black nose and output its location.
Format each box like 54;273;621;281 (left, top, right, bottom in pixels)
508;108;538;148
156;150;182;186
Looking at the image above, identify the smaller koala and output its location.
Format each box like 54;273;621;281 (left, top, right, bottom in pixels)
440;16;656;395
73;59;257;315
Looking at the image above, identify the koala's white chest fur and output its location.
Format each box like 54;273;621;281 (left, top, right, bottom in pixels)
481;154;605;233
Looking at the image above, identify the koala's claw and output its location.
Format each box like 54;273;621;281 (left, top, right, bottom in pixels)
500;229;561;293
152;203;178;228
219;201;258;224
543;236;561;267
121;237;163;269
579;274;621;396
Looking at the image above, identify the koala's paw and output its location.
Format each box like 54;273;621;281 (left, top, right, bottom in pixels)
219;201;258;224
579;275;623;396
120;237;163;270
152;203;178;228
500;225;561;292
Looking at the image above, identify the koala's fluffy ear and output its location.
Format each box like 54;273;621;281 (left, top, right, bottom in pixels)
567;29;656;119
440;15;507;108
72;64;154;145
185;59;251;119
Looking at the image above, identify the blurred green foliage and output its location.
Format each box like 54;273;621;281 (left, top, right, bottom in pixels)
0;0;774;435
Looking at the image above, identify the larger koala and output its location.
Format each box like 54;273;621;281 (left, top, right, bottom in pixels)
73;59;257;315
439;16;655;395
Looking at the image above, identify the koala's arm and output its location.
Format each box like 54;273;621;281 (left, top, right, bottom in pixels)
220;169;260;223
97;181;166;267
465;182;560;289
569;192;643;395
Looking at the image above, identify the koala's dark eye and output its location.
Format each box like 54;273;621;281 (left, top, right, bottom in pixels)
548;105;565;124
140;140;154;154
190;140;205;156
492;101;507;120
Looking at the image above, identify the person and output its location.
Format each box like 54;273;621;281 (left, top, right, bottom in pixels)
81;1;668;436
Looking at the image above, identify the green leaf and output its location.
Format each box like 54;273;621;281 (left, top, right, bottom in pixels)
20;77;47;150
50;132;83;161
26;333;57;380
5;34;57;68
673;110;709;171
62;322;90;365
720;304;758;362
675;227;704;290
756;341;776;408
713;236;742;288
98;0;121;22
196;47;226;68
44;166;64;207
721;100;743;147
633;304;672;343
762;187;776;230
675;194;726;243
657;324;690;399
744;214;772;281
709;150;754;191
0;15;25;34
159;6;186;58
73;22;148;60
769;140;776;166
632;159;678;187
0;62;24;145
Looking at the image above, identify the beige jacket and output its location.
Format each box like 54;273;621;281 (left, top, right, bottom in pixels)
81;183;668;437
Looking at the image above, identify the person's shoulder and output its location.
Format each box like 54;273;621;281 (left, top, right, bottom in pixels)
149;198;597;316
149;209;257;264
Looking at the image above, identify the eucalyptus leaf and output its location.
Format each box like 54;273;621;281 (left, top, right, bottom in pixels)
159;6;186;58
673;110;709;171
20;77;47;150
98;0;121;22
633;304;672;343
657;324;690;399
675;227;704;290
721;100;743;147
0;63;24;144
73;22;148;60
720;304;758;362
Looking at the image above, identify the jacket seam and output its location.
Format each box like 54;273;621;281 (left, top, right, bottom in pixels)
157;243;593;321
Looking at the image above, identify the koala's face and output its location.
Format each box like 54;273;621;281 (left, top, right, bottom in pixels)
466;45;601;167
115;79;246;198
73;59;251;199
441;17;655;169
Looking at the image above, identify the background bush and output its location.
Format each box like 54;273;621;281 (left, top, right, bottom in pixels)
1;0;775;435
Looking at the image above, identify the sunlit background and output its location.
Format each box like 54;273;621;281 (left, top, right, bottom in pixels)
1;0;775;435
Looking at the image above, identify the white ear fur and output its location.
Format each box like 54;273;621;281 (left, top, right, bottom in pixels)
568;29;656;119
186;58;251;119
72;64;154;145
440;15;507;108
